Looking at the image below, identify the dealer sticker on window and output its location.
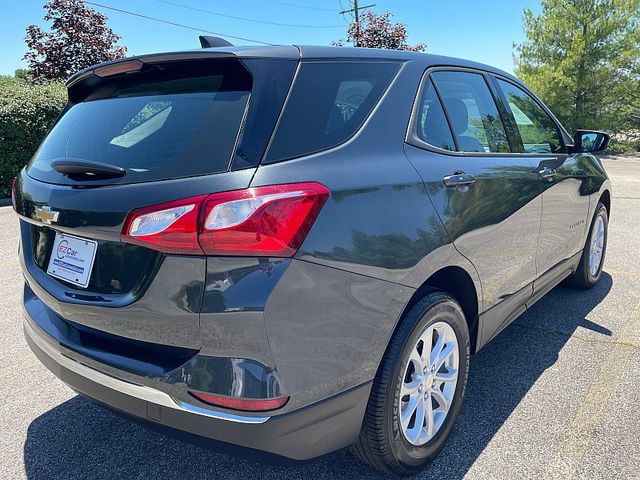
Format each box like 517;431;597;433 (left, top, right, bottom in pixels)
46;233;98;288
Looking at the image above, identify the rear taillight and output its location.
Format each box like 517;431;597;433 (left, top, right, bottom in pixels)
121;182;329;256
121;195;207;254
189;390;289;411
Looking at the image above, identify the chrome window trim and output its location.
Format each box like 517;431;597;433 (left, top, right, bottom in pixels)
405;65;574;157
491;75;573;149
492;76;570;154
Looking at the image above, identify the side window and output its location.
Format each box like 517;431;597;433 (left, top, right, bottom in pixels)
432;71;510;153
327;80;374;133
416;78;456;151
265;61;401;163
496;79;564;154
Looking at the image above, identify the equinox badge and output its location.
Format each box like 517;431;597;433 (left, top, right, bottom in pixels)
34;206;60;225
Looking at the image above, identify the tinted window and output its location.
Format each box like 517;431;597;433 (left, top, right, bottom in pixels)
27;59;252;185
416;78;456;151
432;71;510;153
496;79;563;154
265;61;401;163
231;58;297;170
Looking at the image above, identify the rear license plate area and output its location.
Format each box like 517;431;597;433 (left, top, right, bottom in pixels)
46;233;97;288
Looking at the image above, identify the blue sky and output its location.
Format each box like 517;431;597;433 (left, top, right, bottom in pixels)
1;0;541;76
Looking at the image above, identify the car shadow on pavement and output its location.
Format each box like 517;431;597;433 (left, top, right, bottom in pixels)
23;273;613;480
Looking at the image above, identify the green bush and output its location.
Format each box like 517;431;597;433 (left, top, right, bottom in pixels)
0;77;67;197
608;138;640;154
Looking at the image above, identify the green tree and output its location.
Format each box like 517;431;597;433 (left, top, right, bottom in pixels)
24;0;126;81
333;11;426;51
14;69;29;81
514;0;640;134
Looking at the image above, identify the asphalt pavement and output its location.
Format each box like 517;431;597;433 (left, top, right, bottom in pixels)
1;155;639;479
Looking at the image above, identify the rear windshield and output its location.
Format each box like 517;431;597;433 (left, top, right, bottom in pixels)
27;58;252;185
265;61;401;163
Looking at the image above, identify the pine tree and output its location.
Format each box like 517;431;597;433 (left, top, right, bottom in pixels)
514;0;640;133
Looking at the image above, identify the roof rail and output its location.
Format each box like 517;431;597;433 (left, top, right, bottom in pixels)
199;35;233;48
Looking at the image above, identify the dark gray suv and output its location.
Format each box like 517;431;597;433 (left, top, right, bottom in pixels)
14;44;611;475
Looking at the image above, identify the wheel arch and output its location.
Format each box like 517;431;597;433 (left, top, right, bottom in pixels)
599;189;611;216
398;266;481;353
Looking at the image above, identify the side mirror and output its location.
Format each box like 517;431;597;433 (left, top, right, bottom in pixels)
573;130;610;153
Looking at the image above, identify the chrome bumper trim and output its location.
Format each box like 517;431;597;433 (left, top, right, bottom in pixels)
24;316;271;425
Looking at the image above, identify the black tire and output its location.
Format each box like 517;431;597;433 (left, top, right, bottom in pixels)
565;202;608;289
351;291;470;475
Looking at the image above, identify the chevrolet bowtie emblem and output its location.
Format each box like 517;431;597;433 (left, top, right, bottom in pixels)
34;206;60;225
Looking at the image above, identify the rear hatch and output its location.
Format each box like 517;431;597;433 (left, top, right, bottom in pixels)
15;50;298;351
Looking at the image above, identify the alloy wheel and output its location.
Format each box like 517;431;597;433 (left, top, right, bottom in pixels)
399;321;459;446
589;214;605;277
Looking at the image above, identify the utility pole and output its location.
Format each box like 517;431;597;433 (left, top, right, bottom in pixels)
339;0;376;47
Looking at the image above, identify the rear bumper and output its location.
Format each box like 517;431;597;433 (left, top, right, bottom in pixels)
23;310;371;461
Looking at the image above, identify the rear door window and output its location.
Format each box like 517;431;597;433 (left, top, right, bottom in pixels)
415;77;456;151
265;61;401;163
496;79;564;154
27;59;252;185
431;71;510;153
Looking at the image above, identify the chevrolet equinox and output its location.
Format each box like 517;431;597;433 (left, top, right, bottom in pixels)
14;43;611;475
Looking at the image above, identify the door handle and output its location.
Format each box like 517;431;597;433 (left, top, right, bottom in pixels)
443;173;476;188
538;166;557;181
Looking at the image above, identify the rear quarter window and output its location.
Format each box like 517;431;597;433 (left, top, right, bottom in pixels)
265;61;401;163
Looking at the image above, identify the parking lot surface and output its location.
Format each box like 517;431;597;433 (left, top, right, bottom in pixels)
1;155;639;479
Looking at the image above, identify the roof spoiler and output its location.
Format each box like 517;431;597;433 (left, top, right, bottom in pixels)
199;35;233;48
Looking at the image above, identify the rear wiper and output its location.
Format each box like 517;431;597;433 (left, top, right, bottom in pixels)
51;158;126;178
